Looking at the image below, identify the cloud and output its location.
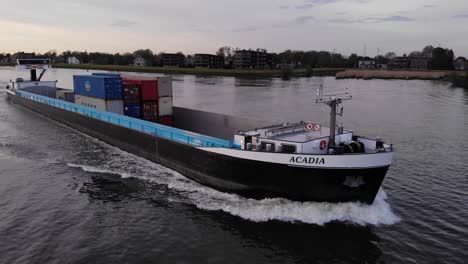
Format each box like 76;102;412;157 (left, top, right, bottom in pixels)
305;0;340;4
110;19;137;27
329;18;355;23
381;15;414;21
232;26;257;33
272;15;315;28
279;5;289;9
329;15;414;23
294;16;315;24
423;4;435;8
296;3;314;10
452;14;468;19
295;0;339;9
294;0;370;10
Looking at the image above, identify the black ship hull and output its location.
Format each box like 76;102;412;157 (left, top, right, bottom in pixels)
6;92;389;204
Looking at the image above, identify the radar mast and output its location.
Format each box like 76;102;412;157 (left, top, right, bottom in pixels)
316;86;352;150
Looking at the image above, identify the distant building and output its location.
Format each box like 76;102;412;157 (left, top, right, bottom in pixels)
186;55;195;67
388;57;411;70
410;57;430;70
276;61;300;69
133;56;147;66
377;64;388;69
224;56;234;68
193;54;223;68
66;56;81;64
0;56;10;64
358;57;376;69
454;57;467;70
11;52;34;63
234;50;273;69
161;53;186;67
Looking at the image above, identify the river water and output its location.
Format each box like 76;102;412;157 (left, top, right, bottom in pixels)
0;67;467;263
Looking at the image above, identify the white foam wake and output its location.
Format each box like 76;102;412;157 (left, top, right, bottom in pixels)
67;148;400;226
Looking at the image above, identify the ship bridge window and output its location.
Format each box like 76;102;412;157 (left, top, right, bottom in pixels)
281;144;296;154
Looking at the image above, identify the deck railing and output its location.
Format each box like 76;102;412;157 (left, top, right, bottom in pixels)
16;90;234;148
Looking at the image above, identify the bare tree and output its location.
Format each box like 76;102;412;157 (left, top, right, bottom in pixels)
216;46;234;58
385;52;397;59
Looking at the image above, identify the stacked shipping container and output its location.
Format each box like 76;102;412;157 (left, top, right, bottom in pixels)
122;76;173;126
50;73;174;127
73;75;124;114
123;81;142;118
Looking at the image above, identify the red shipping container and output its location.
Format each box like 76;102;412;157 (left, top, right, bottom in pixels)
141;80;158;101
157;116;174;127
123;83;141;102
142;101;158;121
123;76;158;101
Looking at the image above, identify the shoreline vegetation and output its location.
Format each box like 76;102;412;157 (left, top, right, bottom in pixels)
50;64;344;78
335;69;466;80
1;63;467;87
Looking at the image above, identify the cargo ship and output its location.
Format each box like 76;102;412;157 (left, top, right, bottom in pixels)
4;59;395;204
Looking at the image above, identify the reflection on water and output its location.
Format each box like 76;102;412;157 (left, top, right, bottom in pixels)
234;77;274;87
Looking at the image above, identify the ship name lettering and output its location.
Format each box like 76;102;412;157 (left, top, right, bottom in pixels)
289;156;325;165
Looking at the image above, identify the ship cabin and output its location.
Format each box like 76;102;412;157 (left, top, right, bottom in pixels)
234;122;388;155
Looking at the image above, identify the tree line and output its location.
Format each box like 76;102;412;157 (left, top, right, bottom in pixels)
0;44;461;70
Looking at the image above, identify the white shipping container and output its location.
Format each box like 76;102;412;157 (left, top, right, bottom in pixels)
157;77;172;97
158;96;173;116
106;100;124;115
75;94;124;115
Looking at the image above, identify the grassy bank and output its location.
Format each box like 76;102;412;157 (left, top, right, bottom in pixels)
336;69;466;80
52;63;344;78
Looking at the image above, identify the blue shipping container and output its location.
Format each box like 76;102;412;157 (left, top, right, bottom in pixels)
73;75;123;100
124;103;142;118
92;72;121;77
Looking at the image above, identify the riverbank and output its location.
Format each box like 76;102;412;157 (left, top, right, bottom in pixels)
51;64;344;77
336;69;466;80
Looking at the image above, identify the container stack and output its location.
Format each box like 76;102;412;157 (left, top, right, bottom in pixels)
122;76;173;126
122;80;142;119
73;75;124;115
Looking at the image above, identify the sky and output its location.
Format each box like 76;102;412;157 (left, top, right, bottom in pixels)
1;0;468;57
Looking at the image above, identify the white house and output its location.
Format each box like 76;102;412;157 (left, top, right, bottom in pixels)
67;56;81;64
377;64;388;69
0;57;10;63
358;58;376;69
454;57;467;71
133;56;147;66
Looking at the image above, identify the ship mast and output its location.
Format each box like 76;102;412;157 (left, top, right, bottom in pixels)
16;59;51;81
316;86;352;150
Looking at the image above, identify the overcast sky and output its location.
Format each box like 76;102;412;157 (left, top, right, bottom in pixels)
1;0;468;57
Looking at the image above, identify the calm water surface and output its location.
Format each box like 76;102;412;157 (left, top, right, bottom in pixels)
0;67;467;263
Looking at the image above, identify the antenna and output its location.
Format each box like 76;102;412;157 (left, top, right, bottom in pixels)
316;86;352;104
316;86;352;151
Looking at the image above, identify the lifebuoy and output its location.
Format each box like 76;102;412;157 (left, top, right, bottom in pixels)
320;140;327;150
